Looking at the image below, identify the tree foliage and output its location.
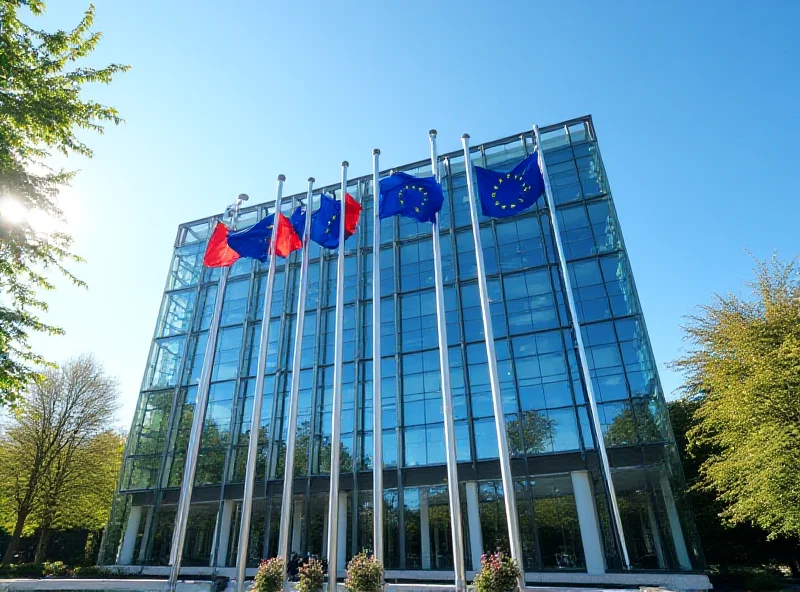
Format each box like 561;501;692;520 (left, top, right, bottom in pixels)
668;398;800;570
0;354;120;566
0;0;128;407
30;429;124;563
673;255;800;542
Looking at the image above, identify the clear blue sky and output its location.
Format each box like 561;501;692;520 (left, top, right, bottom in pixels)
27;1;800;426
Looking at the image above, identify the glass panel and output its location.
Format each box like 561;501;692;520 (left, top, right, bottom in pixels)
157;289;197;338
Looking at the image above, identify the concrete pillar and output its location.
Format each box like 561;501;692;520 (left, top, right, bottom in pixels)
322;501;329;556
420;489;431;569
570;471;605;575
292;498;304;555
118;505;142;565
137;506;155;563
216;500;236;567
338;493;348;570
660;475;691;570
465;482;483;571
645;497;666;569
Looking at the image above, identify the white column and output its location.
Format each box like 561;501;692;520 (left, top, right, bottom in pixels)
420;489;431;570
645;498;666;569
322;505;329;557
292;499;304;555
138;506;155;563
337;493;348;571
660;475;691;570
464;482;483;571
216;501;235;567
119;505;142;565
570;471;605;575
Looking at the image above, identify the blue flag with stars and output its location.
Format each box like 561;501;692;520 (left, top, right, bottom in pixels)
475;152;545;218
290;206;306;240
290;194;344;250
226;213;274;262
379;172;444;224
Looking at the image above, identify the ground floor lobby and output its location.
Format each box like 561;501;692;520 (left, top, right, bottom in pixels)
104;450;705;587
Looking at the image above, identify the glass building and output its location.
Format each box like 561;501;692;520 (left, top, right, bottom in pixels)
100;116;706;587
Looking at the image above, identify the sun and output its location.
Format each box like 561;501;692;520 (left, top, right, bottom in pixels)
0;195;67;235
0;197;27;226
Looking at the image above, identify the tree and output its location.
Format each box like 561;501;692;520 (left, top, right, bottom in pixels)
31;429;125;563
506;410;554;455
668;397;800;571
0;1;128;407
0;354;119;566
673;255;800;543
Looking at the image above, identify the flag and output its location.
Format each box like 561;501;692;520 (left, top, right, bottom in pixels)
475;152;545;218
273;212;303;258
203;213;303;268
343;193;362;238
292;193;362;249
227;214;275;262
379;172;444;223
291;205;306;241
203;222;241;267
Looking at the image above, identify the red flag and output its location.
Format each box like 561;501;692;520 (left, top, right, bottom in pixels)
274;212;303;258
344;193;362;238
203;222;241;267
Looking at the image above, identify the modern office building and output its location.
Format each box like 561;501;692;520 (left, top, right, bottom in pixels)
100;116;707;588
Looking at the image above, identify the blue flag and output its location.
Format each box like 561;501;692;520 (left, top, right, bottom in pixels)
309;194;341;249
226;214;274;262
379;172;444;224
475;152;545;218
290;206;306;240
290;194;354;250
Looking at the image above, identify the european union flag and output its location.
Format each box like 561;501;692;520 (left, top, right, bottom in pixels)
290;205;306;240
309;193;341;249
379;172;444;224
475;152;545;218
226;214;275;262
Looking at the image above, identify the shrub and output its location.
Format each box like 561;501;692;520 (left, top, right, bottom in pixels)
742;573;783;592
251;557;285;592
345;551;382;592
297;558;325;592
43;561;68;577
473;551;520;592
13;563;44;578
72;565;111;579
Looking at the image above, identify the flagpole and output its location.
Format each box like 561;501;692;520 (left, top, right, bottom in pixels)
326;161;349;590
235;175;285;592
533;124;631;569
277;178;315;579
461;134;525;584
371;149;384;566
168;195;247;592
429;130;466;592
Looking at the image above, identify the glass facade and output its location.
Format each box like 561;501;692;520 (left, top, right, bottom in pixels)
101;117;704;578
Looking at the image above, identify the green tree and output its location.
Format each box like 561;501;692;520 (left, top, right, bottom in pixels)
506;410;554;455
668;397;800;571
31;429;125;563
673;255;800;543
0;1;128;407
0;354;119;566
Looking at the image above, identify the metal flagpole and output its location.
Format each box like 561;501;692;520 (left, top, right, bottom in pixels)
429;130;467;592
235;175;285;592
371;149;384;565
277;178;316;578
533;124;631;569
461;134;525;585
168;194;248;591
326;161;349;590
